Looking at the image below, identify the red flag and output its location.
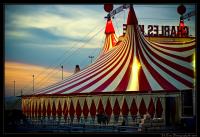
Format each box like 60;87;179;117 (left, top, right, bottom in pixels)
156;98;163;118
90;100;96;118
69;100;75;117
122;98;129;116
130;98;138;116
31;102;35;118
83;99;89;118
52;101;56;118
34;102;38;118
57;100;62;117
42;101;46;117
97;99;104;114
105;98;112;116
76;100;82;122
113;98;120;116
63;100;68;122
47;101;51;119
148;97;155;118
38;102;41;118
139;98;147;116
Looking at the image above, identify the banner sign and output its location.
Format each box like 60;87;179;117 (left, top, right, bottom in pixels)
139;25;189;37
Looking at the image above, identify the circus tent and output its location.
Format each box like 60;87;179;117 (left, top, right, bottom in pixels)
22;5;195;124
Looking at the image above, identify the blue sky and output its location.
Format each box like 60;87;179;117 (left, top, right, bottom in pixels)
4;4;196;96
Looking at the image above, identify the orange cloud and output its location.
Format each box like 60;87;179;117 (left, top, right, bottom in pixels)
5;61;72;96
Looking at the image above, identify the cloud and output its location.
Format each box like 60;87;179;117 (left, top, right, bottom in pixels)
5;5;107;50
5;30;34;39
6;5;106;41
4;61;72;96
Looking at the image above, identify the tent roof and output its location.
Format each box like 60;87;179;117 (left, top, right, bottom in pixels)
33;5;195;96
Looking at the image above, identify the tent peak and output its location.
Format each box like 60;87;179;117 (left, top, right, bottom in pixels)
105;18;115;34
127;5;138;25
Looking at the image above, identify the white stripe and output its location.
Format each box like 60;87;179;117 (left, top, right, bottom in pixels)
145;37;195;48
138;53;163;90
149;42;194;57
37;44;123;94
138;35;193;83
59;41;129;94
46;45;125;94
127;27;139;91
139;37;189;89
80;39;131;93
103;30;133;91
141;36;193;70
38;43;121;92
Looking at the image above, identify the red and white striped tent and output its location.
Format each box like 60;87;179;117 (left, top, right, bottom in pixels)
22;6;195;124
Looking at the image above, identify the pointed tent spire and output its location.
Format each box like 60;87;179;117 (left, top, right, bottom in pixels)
100;18;118;55
127;4;138;25
179;19;185;27
105;18;115;34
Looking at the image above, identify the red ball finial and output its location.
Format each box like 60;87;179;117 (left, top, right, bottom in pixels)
177;4;186;15
104;4;113;12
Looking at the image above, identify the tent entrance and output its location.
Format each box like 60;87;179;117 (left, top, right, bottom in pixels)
165;96;180;126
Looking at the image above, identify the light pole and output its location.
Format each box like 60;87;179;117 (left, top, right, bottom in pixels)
33;75;34;93
61;65;63;80
13;80;15;96
88;56;94;64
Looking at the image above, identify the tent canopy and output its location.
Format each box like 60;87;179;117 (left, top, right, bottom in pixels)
33;5;195;96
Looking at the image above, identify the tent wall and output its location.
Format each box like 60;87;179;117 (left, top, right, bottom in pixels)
22;93;182;125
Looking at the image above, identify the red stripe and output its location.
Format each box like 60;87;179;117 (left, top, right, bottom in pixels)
137;35;177;90
111;34;117;46
40;45;124;94
139;34;194;78
140;42;193;88
55;44;127;94
92;38;131;92
71;42;129;93
138;67;152;91
37;44;123;94
142;36;194;62
135;26;152;91
139;30;193;88
148;43;194;62
115;28;134;91
37;38;124;94
148;40;195;52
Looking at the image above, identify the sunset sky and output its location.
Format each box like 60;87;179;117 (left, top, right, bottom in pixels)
4;4;196;96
